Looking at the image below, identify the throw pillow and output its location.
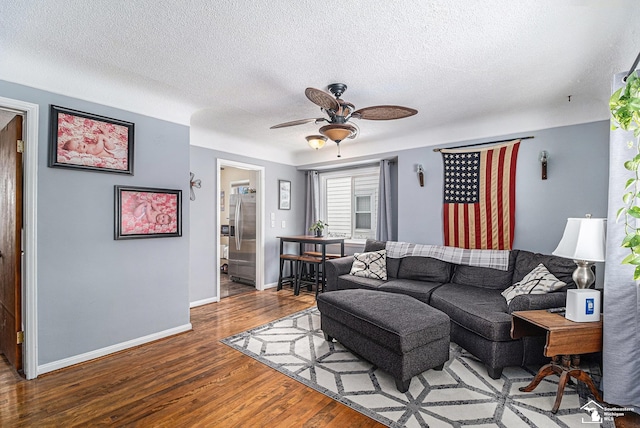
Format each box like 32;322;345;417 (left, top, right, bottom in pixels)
501;263;566;304
350;250;387;280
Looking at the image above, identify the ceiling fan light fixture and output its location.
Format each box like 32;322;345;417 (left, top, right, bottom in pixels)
319;124;357;143
306;135;327;150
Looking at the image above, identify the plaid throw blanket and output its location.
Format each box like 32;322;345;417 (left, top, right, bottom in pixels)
385;241;510;271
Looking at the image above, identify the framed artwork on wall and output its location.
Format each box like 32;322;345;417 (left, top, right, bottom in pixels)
114;185;182;240
278;179;291;210
48;105;134;175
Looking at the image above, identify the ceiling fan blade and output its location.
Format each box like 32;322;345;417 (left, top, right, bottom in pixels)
270;118;324;129
352;105;418;120
305;87;339;111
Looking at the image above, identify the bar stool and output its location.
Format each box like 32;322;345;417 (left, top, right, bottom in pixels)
278;254;301;291
296;255;323;297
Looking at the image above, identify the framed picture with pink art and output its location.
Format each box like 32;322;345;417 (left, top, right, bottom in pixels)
48;105;134;175
114;186;182;240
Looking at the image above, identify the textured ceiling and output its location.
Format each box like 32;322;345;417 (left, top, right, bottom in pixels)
1;1;639;165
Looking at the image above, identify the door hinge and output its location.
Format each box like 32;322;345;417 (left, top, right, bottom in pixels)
17;140;24;153
17;331;24;344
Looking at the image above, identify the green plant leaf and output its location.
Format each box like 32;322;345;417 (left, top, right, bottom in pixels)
623;192;635;204
625;178;636;189
621;252;640;265
622;233;640;248
628;206;640;218
617;206;627;221
622;233;636;247
634;265;640;281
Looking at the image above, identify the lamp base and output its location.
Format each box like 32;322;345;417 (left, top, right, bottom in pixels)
565;289;601;322
572;260;595;289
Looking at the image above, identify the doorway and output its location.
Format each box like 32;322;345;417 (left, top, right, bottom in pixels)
0;97;39;380
217;159;265;299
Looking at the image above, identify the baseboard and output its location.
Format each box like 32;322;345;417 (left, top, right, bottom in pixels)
37;323;193;376
263;281;278;290
190;297;219;308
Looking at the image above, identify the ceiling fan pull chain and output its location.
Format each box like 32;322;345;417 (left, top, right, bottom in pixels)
337;142;341;158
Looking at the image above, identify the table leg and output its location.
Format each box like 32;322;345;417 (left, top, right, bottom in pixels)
551;370;571;413
569;369;603;402
519;362;560;392
520;354;603;414
321;244;326;294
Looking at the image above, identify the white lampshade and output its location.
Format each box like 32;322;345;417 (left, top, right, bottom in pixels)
552;217;606;262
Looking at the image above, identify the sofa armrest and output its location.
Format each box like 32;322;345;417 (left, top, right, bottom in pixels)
325;256;354;292
507;291;567;313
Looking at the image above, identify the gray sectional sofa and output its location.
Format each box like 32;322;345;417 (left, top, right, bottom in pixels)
324;239;578;379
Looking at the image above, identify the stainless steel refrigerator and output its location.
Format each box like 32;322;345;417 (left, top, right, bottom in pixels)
228;193;256;285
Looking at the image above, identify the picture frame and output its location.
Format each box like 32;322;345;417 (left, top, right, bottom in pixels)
278;179;291;210
49;105;134;175
114;185;182;240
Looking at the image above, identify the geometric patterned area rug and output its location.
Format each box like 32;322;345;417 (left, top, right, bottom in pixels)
221;307;611;427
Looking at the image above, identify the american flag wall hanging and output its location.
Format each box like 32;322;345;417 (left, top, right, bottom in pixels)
440;140;520;250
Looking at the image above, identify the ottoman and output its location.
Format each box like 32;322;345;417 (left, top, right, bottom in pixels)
316;289;450;393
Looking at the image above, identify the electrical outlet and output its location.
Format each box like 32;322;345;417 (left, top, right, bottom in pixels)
281;220;286;228
271;220;275;228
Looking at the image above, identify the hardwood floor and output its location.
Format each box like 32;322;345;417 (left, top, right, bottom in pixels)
219;273;255;299
0;289;384;427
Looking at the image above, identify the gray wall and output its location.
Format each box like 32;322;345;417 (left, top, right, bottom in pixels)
204;120;609;291
0;80;190;366
189;146;304;302
396;121;609;257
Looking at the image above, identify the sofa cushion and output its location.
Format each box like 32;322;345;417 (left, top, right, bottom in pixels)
364;239;387;252
430;283;513;342
386;258;401;279
513;250;576;288
450;250;518;290
361;239;401;278
336;274;386;291
350;250;387;280
502;263;567;304
396;256;453;283
379;279;444;304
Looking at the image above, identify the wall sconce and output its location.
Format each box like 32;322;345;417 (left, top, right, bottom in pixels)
189;172;202;201
417;164;424;187
539;150;548;180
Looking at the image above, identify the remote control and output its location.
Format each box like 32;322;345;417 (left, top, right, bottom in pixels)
547;307;566;313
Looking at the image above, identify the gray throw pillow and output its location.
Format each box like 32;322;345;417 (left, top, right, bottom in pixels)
501;263;566;304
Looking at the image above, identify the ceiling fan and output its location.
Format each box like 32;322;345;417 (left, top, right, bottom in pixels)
270;83;418;156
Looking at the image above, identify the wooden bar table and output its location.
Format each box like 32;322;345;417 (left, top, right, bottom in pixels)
511;310;603;413
277;235;345;293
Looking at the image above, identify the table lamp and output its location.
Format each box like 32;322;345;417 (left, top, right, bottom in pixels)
552;216;606;322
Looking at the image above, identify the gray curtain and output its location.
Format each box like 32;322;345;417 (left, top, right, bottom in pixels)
305;170;319;235
603;71;640;409
376;160;393;241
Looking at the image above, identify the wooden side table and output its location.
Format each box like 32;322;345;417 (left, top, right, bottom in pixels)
511;310;603;413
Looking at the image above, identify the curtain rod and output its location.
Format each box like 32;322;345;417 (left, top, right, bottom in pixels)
432;136;534;152
623;50;640;82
